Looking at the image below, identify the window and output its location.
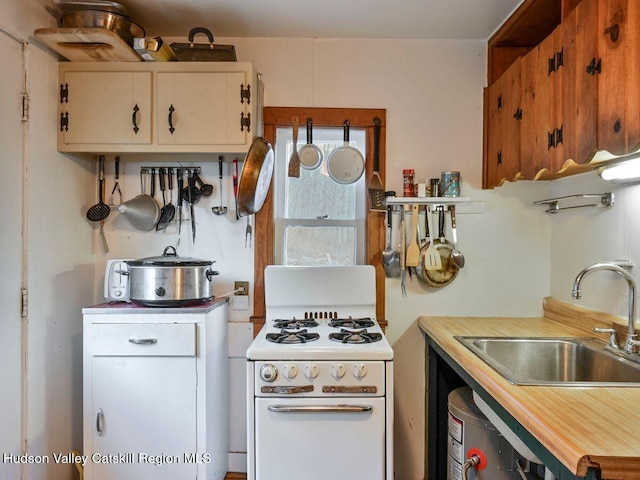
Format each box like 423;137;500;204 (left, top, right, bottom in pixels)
273;126;367;265
253;107;387;324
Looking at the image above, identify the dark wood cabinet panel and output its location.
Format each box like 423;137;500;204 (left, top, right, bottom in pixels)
597;0;640;155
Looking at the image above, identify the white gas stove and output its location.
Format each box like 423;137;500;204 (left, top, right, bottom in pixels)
246;265;393;480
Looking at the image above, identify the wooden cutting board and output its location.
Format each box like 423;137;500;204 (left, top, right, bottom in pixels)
34;28;142;62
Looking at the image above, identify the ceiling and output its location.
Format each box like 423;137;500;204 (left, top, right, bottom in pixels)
52;0;524;40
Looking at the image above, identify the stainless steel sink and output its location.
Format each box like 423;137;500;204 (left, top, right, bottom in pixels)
455;336;640;386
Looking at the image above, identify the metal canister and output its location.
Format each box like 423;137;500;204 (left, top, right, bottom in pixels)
441;171;461;197
403;169;415;197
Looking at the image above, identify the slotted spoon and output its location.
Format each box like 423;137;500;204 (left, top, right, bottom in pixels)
86;155;110;252
424;206;442;270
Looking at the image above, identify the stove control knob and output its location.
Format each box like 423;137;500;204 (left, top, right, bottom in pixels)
260;364;278;382
303;363;319;379
330;363;346;379
281;364;298;379
352;363;368;379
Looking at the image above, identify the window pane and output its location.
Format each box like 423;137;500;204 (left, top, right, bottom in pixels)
284;226;356;266
286;166;357;220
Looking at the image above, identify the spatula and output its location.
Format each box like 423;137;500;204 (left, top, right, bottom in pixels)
424;206;442;270
368;117;386;211
287;116;301;178
405;204;421;267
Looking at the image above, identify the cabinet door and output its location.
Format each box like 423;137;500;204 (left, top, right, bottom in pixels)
597;0;640;155
530;29;558;176
570;0;598;164
484;58;521;188
60;72;152;146
85;323;197;480
156;72;248;146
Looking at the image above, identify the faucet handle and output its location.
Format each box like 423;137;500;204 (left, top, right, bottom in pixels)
593;328;619;349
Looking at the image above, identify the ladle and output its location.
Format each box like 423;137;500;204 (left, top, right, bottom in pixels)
212;156;227;215
449;205;465;268
382;205;400;278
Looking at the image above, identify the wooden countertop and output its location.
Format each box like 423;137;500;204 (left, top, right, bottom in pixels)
419;299;640;480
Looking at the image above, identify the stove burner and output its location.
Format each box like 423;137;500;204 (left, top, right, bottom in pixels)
329;328;383;344
328;317;374;329
266;329;320;344
273;319;319;329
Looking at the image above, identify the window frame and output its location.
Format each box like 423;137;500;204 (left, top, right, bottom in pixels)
273;124;368;266
252;107;387;333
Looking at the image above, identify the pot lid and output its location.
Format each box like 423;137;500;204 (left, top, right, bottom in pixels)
126;246;213;267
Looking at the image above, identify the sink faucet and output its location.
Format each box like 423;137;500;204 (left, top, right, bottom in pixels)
572;262;639;354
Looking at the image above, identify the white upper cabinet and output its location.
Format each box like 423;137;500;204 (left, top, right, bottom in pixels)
156;72;248;146
60;71;152;146
57;62;261;155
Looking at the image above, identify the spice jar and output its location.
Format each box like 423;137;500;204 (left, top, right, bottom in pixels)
403;169;415;197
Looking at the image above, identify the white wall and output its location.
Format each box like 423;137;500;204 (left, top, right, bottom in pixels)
549;170;640;322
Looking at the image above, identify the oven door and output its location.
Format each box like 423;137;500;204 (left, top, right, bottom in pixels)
254;397;387;480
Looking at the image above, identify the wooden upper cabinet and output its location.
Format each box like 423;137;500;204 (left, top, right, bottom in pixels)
483;0;640;187
597;0;640;155
484;58;522;187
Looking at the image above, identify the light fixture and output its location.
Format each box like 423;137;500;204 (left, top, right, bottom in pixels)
598;153;640;184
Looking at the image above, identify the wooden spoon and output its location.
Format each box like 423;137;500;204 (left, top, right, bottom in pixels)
287;116;301;178
405;204;421;267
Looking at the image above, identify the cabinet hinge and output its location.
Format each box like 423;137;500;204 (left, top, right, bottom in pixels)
60;112;69;132
240;83;251;104
59;83;69;104
586;57;602;75
547;126;564;150
21;289;28;317
22;93;29;122
555;48;564;70
240;112;251;132
548;56;556;76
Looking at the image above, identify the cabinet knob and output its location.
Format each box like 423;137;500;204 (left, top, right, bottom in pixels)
604;24;620;43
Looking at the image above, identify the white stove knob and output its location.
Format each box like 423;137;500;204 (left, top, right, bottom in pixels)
330;363;346;379
303;363;319;379
260;364;278;382
352;363;368;379
281;364;298;380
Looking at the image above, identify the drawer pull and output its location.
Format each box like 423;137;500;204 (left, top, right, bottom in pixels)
268;404;372;413
128;338;158;345
96;408;104;436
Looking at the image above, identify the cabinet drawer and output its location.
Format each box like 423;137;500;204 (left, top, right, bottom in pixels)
90;323;196;356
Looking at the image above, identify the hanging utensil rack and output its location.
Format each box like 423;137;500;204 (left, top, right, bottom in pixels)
141;166;201;175
533;192;614;214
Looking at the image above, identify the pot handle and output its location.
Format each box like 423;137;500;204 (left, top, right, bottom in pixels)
162;246;178;257
206;269;220;281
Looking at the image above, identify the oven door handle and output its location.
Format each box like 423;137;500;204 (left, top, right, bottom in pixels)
267;404;373;413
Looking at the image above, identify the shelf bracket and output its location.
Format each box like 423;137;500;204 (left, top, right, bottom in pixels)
533;192;614;214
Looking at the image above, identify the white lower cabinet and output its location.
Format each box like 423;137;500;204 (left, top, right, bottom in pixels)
82;300;229;480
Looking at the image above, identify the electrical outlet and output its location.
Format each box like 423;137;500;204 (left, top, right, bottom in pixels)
234;281;249;296
233;281;249;311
